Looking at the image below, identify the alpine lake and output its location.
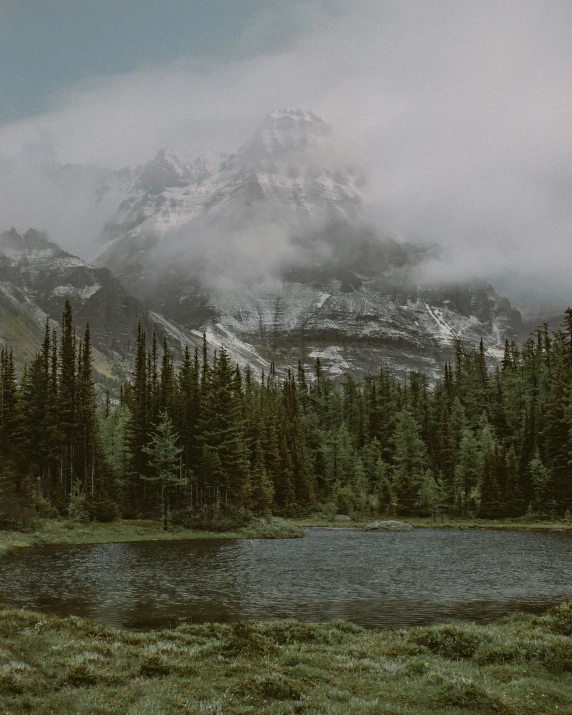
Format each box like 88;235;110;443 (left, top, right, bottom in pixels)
1;526;571;630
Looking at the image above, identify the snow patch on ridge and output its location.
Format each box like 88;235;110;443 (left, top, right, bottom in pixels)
425;303;455;339
316;293;330;309
52;283;101;300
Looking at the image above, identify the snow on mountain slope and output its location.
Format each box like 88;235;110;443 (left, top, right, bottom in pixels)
194;278;520;380
99;147;229;244
149;311;268;376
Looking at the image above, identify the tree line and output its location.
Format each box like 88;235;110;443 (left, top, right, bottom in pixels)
2;300;572;526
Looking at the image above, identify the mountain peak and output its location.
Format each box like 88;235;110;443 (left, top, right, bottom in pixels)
232;108;332;172
268;107;325;123
0;228;61;257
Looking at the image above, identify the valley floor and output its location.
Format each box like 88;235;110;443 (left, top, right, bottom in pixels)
0;603;571;714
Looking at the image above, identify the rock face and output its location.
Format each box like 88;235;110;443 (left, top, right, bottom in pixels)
189;272;520;381
96;108;522;380
363;520;414;532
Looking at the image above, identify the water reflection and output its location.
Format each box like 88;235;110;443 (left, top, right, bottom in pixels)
0;528;571;629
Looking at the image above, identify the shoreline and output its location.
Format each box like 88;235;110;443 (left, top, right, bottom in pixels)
1;514;569;559
0;517;303;558
2;519;572;711
295;515;572;532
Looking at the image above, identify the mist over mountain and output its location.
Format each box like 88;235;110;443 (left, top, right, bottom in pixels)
0;107;529;381
86;109;521;379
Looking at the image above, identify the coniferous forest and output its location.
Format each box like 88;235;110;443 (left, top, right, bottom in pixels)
3;299;572;528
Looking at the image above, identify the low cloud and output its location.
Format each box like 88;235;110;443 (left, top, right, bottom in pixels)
1;0;571;312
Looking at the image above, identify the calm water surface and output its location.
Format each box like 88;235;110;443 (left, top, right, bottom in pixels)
0;528;571;629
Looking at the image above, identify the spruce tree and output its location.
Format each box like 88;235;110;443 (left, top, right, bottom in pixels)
142;411;186;530
248;438;274;515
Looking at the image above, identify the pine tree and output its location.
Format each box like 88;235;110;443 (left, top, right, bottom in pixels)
394;468;418;516
478;443;503;518
199;348;250;510
76;324;98;495
504;444;526;516
417;469;439;518
454;429;480;516
248;439;274;515
529;450;551;517
393;410;427;481
126;324;149;514
142;411;186;530
59;299;77;498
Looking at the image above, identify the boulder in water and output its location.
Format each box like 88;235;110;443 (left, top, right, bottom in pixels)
363;520;413;532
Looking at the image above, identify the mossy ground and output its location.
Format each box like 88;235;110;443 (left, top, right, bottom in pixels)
0;517;303;558
1;604;572;713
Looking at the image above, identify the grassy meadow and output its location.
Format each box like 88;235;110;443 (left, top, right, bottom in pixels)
0;604;572;714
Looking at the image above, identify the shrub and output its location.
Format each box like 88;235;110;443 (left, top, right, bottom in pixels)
474;640;522;665
435;675;516;713
322;502;338;520
261;620;322;645
174;507;251;532
0;666;28;695
534;602;572;636
272;504;316;518
336;487;355;516
67;481;89;523
240;517;303;539
535;640;572;673
31;497;58;519
89;498;120;523
0;514;25;532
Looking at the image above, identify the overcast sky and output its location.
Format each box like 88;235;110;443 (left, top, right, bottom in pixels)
1;0;571;314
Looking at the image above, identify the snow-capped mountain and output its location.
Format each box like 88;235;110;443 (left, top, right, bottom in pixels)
93;109;521;379
98;108;364;266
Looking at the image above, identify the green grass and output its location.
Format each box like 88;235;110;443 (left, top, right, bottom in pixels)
0;517;303;558
1;604;572;713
